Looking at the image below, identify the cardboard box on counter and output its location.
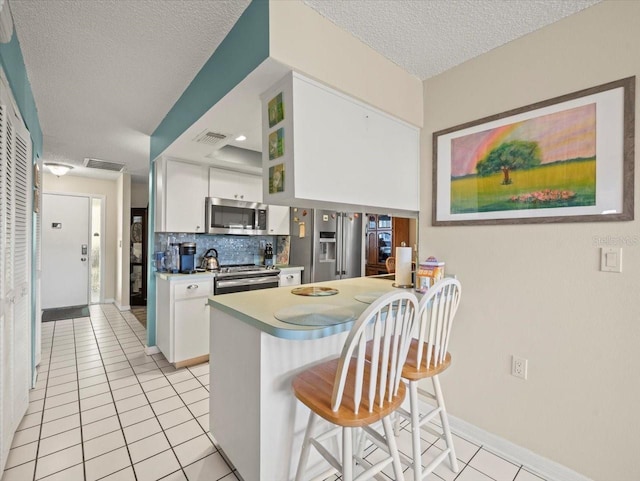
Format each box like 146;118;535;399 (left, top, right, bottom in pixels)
415;256;445;293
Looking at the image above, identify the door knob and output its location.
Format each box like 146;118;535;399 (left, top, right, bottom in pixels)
81;257;87;261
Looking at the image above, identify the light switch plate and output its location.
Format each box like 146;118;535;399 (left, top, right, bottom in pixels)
601;247;622;272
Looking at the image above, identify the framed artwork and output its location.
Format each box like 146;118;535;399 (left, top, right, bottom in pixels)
433;77;635;225
268;92;284;128
269;163;285;194
268;127;285;160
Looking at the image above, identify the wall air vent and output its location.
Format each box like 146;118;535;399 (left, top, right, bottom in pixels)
83;158;126;172
193;130;231;148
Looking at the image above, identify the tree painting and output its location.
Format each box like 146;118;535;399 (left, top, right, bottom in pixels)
449;103;596;214
476;140;541;184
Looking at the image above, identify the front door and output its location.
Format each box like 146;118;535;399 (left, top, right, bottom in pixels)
42;193;90;308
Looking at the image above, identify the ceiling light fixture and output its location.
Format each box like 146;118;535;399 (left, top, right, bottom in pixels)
235;135;247;142
44;162;73;177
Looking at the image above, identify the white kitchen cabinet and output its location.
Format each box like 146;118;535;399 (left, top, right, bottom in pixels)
155;158;208;232
261;72;419;212
209;167;263;202
278;266;303;287
267;205;290;235
156;274;213;366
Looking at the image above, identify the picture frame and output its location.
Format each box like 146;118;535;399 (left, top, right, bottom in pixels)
33;187;40;213
34;163;40;188
432;77;635;226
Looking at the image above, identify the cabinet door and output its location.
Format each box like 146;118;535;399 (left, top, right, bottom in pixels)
155;278;172;361
209;168;263;202
268;205;290;235
377;231;392;263
366;232;377;265
174;297;210;363
165;161;208;233
392;217;410;250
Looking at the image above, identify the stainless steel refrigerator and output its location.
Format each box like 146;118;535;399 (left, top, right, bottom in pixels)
289;208;363;284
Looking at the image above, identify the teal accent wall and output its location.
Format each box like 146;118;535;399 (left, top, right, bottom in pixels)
0;32;43;157
147;0;269;347
150;0;269;160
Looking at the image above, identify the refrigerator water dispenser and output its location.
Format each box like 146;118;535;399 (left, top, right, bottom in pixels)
318;232;336;262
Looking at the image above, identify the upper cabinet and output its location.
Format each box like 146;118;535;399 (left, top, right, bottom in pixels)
267;205;290;235
155;158;208;233
208;168;262;203
261;72;420;212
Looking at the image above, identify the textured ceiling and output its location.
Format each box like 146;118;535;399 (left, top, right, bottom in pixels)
304;0;601;79
11;0;251;181
10;0;600;182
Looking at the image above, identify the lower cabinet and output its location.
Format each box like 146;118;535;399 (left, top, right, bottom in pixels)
156;274;214;367
278;266;303;287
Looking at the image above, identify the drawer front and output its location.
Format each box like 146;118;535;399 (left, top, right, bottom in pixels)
279;272;301;287
174;279;213;300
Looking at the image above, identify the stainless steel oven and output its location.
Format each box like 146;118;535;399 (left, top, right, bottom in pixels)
214;265;280;295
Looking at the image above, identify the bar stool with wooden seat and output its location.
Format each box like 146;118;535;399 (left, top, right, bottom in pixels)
397;278;462;481
385;256;395;273
292;290;419;481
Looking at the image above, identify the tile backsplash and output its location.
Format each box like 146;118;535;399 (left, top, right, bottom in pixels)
154;233;282;267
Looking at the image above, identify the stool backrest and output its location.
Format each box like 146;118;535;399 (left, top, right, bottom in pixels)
331;291;419;414
415;278;462;370
385;257;395;273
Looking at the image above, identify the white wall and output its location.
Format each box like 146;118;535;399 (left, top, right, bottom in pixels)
269;0;423;128
421;2;639;480
131;181;148;208
43;173;118;302
116;174;131;310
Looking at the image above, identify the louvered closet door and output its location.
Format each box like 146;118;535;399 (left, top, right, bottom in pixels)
12;112;32;426
0;94;32;473
0;103;11;471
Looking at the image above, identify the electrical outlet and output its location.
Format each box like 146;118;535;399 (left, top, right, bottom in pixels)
511;356;528;380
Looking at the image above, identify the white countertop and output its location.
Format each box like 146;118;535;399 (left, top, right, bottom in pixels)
276;265;304;272
208;276;405;340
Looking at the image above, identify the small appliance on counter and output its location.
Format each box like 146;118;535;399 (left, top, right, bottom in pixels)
264;243;274;267
200;248;220;271
166;242;180;273
179;242;197;274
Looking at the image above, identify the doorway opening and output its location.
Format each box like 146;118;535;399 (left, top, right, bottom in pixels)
90;196;105;304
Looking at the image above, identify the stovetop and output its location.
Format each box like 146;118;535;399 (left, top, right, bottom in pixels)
216;264;280;278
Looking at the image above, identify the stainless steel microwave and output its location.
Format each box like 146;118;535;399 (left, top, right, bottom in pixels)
205;197;268;235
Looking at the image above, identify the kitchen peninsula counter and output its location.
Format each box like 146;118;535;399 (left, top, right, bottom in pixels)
208;276;393;340
207;276;399;481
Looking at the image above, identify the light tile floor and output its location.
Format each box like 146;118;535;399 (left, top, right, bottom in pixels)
1;304;549;481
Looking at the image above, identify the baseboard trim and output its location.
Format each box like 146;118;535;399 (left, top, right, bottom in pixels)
115;302;130;312
145;345;160;355
416;395;592;481
103;298;115;304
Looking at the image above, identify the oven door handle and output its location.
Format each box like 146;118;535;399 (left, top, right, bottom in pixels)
216;276;279;288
